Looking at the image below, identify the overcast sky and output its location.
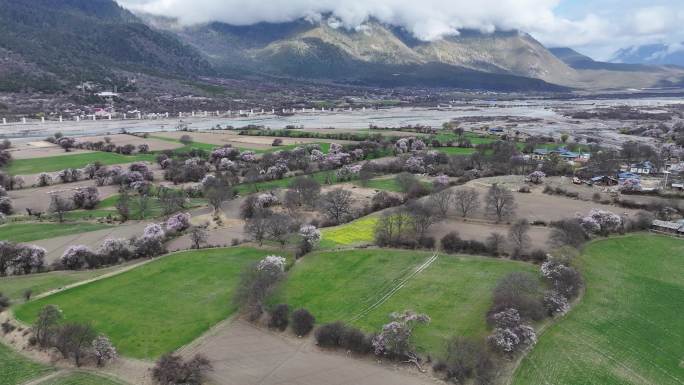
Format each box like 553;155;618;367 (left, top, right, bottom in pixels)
117;0;684;60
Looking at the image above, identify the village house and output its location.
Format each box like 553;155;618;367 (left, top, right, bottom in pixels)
651;219;684;236
629;161;656;175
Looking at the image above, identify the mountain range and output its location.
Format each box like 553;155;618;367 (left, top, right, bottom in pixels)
1;0;684;94
610;43;684;67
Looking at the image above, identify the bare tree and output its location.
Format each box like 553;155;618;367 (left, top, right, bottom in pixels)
406;201;438;239
245;211;270;245
54;323;97;366
320;188;354;225
485;184;516;222
137;193;151;219
453;188;480;218
189;226;208;249
116;187;131;221
428;189;454;218
158;188;186;216
289;176;321;207
486;232;506;256
204;175;234;214
266;213;295;246
34;304;62;347
508;219;531;257
49;194;72;223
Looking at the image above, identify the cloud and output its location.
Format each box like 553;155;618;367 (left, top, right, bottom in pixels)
119;0;569;41
117;0;684;59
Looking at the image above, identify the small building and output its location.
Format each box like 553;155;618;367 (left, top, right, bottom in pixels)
618;172;640;181
651;220;684;235
590;175;618;186
629;161;655;175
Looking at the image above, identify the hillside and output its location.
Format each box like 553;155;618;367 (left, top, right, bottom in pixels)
0;0;212;92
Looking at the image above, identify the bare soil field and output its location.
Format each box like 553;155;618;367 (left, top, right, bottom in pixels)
77;133;183;151
9;182;119;212
154;130;351;148
430;219;552;250
180;319;437;385
7;141;93;160
463;178;641;223
33;222;149;264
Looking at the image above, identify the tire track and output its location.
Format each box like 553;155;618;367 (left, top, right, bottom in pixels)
349;253;438;323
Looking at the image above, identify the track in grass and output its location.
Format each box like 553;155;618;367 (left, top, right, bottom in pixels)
0;342;53;385
34;371;125;385
513;234;684;385
0;265;126;302
273;249;536;356
14;247;284;359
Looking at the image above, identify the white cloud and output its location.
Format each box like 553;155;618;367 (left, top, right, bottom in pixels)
117;0;684;59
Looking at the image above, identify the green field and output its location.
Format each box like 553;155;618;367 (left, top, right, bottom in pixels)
64;196;206;221
0;342;53;385
273;249;536;355
0;265;127;302
6;152;155;175
0;222;111;243
15;247;281;359
37;371;125;385
319;216;378;248
433;146;477;155
513;235;684;385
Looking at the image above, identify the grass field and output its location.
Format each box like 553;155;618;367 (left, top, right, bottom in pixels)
273;249;536;356
6;152;155;175
0;265;127;302
64;196;206;221
513;234;684;385
433;147;477;155
0;342;53;385
36;371;125;385
319;216;378;248
14;247;282;359
0;222;111;243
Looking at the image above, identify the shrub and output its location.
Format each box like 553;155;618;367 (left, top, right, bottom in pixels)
418;236;435;249
72;187;100;210
152;354;211;385
0;292;9;312
59;245;97;270
315;322;346;348
268;304;290;331
490;272;545;322
441;231;463;254
443;337;494;384
97;238;132;264
291;308;315;337
340;326;371;354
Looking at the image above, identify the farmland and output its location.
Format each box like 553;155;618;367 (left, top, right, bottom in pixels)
0;222;111;243
319;216;378;248
0;342;53;385
14;247;282;359
6;152;155;175
272;248;537;356
513;234;684;385
0;264;128;302
35;371;125;385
